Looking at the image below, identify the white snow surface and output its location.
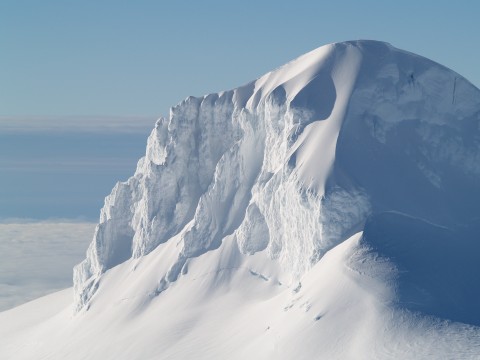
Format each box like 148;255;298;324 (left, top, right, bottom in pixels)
2;40;480;359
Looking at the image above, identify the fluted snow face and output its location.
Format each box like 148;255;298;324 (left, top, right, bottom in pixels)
73;40;480;310
73;95;359;309
74;92;242;309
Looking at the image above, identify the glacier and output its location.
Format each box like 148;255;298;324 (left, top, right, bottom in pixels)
2;40;480;359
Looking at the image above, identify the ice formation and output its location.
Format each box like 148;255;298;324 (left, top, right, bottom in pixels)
73;40;480;311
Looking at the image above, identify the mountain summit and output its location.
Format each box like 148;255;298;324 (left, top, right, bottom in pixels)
3;40;480;359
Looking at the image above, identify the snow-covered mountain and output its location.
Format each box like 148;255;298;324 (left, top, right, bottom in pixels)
2;40;480;359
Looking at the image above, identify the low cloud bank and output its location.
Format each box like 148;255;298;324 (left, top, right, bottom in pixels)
0;221;96;312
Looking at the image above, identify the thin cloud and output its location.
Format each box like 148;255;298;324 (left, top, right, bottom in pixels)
0;115;156;134
0;157;142;173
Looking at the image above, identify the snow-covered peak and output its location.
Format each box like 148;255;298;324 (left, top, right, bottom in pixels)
73;40;480;312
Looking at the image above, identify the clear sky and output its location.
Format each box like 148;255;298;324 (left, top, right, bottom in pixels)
1;0;479;118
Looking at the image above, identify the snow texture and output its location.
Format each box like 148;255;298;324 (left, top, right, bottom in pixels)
3;40;480;359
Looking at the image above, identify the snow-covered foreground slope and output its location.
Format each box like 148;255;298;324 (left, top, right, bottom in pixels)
2;40;480;359
2;231;480;359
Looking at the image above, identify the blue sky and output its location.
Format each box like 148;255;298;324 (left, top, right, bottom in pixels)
1;0;479;220
1;0;479;117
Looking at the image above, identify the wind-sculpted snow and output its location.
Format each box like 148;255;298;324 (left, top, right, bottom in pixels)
74;40;480;317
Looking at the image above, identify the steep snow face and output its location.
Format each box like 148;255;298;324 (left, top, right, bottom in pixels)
74;40;480;311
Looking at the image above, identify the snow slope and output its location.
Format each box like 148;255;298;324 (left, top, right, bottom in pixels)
2;40;480;359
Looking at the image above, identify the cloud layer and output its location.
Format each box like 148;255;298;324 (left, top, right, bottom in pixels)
0;116;156;134
0;221;95;312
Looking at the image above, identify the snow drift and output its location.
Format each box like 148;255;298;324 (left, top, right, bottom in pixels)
2;40;480;359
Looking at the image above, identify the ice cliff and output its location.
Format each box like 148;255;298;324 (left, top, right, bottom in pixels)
73;40;480;311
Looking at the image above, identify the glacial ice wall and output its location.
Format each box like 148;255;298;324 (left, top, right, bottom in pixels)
74;40;480;310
